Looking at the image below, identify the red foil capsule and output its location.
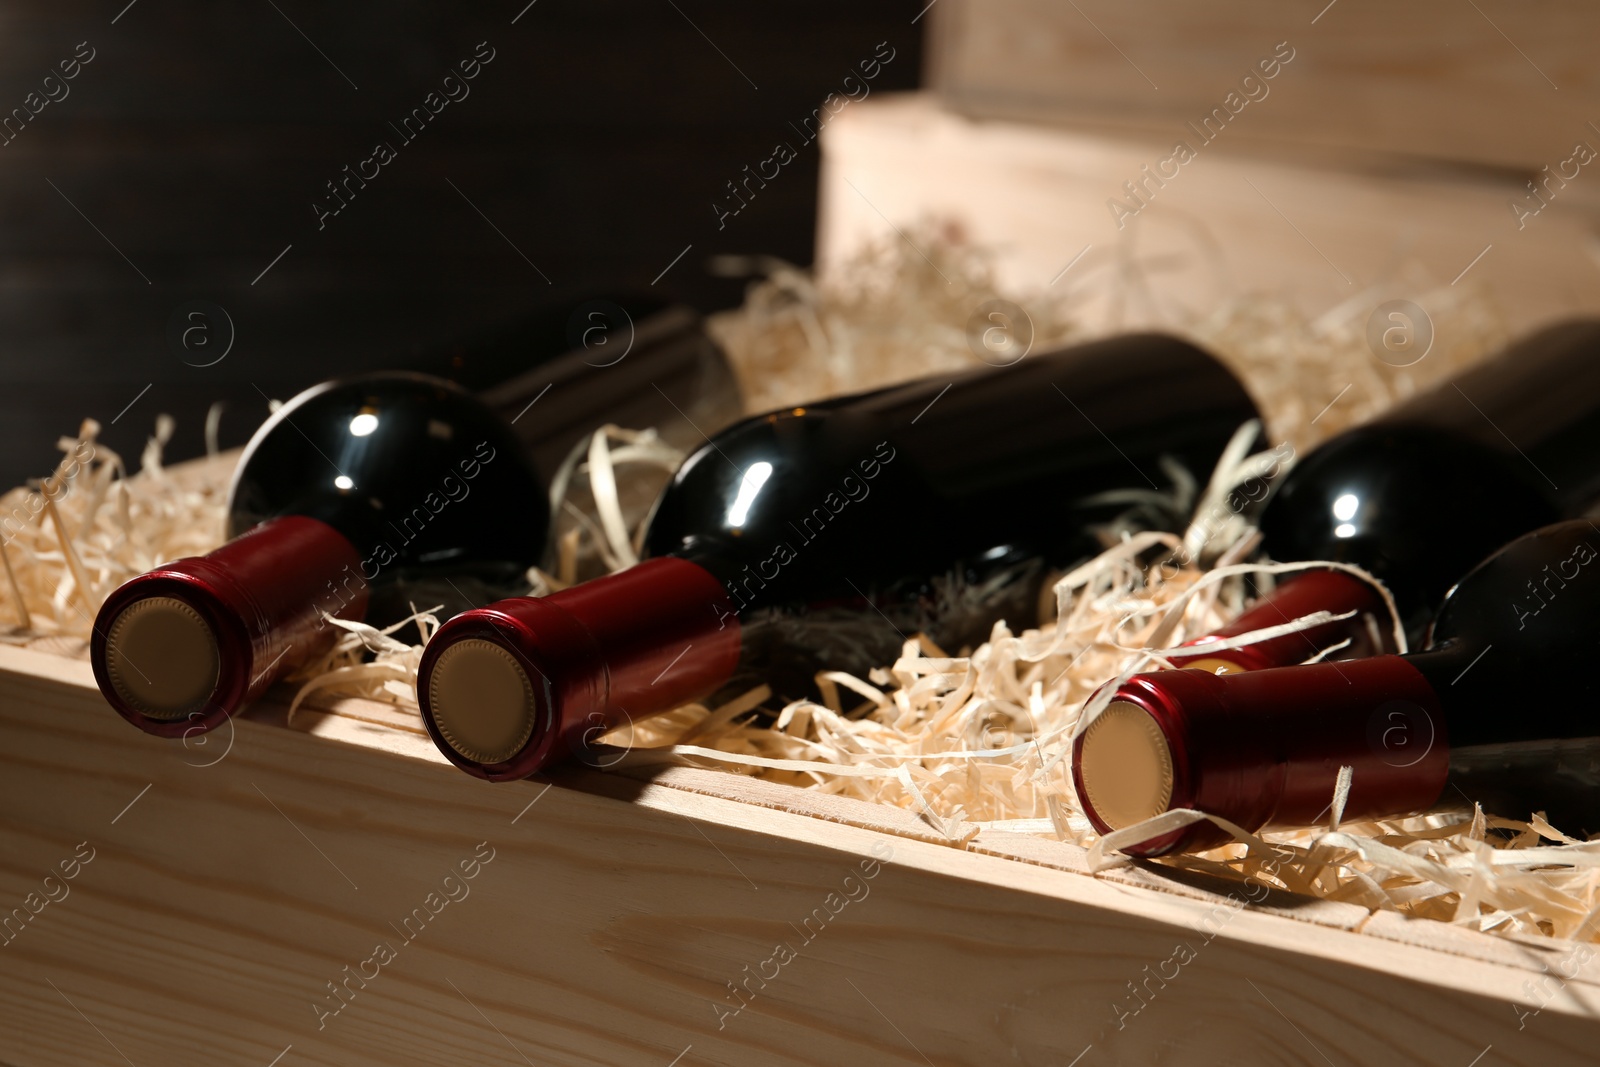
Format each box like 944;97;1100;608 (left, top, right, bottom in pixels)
418;556;742;781
1168;569;1393;673
91;516;368;737
1072;657;1450;855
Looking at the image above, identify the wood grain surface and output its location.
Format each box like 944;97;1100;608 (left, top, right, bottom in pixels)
928;0;1598;171
3;643;1600;1066
816;95;1600;342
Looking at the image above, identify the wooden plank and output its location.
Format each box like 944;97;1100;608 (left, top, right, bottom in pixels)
4;644;1600;1065
927;0;1599;171
816;94;1600;341
621;765;1380;934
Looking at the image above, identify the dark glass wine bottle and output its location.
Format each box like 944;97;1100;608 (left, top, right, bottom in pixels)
1171;319;1600;674
416;293;742;478
415;333;1266;781
1074;520;1600;855
91;373;546;737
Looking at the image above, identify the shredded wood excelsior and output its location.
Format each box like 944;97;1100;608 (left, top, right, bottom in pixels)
10;224;1595;944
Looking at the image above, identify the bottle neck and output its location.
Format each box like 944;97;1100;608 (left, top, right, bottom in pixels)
92;515;367;736
1390;642;1483;703
1172;568;1394;673
1077;655;1453;855
418;557;741;780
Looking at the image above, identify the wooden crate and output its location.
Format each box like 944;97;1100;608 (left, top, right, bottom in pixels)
925;0;1600;171
4;641;1600;1066
815;94;1600;340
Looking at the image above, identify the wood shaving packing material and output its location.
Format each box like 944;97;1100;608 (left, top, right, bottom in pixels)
0;416;228;645
12;226;1597;944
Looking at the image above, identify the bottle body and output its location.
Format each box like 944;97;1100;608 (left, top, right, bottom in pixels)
420;333;1266;780
644;333;1262;700
93;373;546;735
1074;521;1600;855
435;296;742;584
435;296;742;479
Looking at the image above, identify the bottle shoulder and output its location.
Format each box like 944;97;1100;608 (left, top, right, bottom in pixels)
1407;521;1600;746
1429;520;1600;650
226;373;548;576
1261;422;1559;619
642;406;899;559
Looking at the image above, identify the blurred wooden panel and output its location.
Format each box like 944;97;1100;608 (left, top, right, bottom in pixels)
927;0;1597;171
816;94;1600;338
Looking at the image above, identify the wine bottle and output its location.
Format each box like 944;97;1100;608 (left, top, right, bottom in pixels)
414;333;1266;781
1073;519;1600;855
91;373;547;737
1171;319;1600;674
417;293;742;477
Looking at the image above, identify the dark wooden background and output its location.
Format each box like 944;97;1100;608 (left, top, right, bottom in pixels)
0;1;925;490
